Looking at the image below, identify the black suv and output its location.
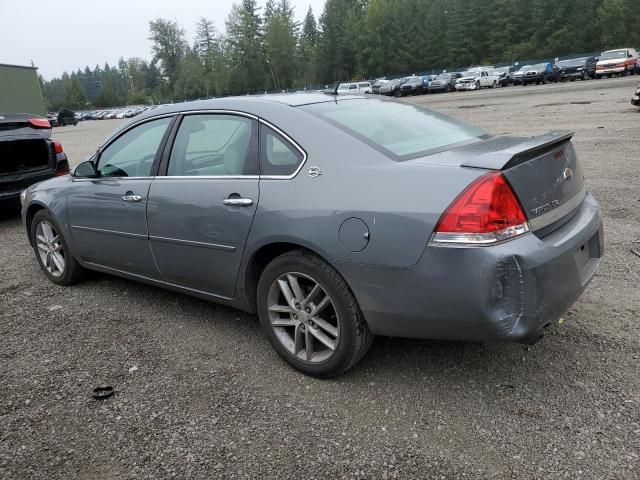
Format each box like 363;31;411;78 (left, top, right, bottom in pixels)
398;76;425;96
428;73;462;93
57;108;77;126
556;57;597;81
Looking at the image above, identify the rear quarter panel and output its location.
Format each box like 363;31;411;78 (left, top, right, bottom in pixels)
245;108;484;269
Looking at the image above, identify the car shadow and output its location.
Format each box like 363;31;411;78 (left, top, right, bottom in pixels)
0;200;21;222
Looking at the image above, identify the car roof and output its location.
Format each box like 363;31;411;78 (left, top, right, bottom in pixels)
108;93;368;139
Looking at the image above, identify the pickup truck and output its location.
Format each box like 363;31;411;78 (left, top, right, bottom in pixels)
595;48;639;78
455;70;501;91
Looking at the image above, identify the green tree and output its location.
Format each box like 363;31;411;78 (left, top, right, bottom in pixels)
148;19;187;91
225;0;265;94
264;0;299;90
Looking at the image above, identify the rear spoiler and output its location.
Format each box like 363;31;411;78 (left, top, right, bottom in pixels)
461;130;574;170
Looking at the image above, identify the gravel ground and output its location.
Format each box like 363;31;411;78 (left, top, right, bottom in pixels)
1;77;639;480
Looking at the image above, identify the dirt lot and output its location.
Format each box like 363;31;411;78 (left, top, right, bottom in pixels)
1;77;639;479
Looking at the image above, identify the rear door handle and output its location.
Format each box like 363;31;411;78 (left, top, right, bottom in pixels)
122;193;143;202
223;197;253;207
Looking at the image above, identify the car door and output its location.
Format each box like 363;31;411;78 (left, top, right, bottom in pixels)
146;112;260;298
67;115;174;278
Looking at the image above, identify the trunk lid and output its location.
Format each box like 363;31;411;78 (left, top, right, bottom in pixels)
407;130;585;234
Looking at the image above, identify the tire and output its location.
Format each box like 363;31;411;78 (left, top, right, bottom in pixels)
475;81;480;90
59;119;65;127
492;80;497;88
257;250;373;378
394;89;401;98
30;210;84;286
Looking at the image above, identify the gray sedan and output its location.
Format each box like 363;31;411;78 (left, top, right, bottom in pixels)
21;94;603;377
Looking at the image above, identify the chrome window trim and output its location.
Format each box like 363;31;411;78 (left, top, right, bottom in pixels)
102;109;308;181
98;113;177;153
153;176;259;180
72;176;156;182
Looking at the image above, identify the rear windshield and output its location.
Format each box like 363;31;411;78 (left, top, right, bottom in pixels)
600;50;626;60
302;99;486;161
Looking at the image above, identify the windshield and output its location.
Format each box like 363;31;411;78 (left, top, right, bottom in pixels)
557;58;586;67
337;83;349;90
303;99;486;161
600;50;626;60
436;73;452;80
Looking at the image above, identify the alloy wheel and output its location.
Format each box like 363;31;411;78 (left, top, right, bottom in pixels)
35;220;65;278
267;272;340;363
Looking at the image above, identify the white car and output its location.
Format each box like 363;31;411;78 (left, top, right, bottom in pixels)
336;82;372;95
455;70;501;90
595;48;638;78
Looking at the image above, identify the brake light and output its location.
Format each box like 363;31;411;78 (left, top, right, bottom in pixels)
431;172;530;246
53;141;63;154
28;118;51;129
54;167;70;177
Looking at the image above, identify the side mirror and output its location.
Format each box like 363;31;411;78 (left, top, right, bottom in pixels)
73;159;99;178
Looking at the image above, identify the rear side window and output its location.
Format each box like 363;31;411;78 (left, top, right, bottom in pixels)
303;99;486;161
260;125;303;176
167;114;256;176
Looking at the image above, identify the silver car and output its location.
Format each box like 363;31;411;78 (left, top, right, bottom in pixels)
21;94;604;377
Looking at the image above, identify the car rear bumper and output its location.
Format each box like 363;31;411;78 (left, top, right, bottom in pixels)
337;193;603;342
597;67;625;74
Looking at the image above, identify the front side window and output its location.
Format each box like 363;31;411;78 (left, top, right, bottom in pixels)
97;117;172;177
260;125;303;176
167;114;256;176
303;99;486;161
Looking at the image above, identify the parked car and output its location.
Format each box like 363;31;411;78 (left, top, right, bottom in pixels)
57;108;77;126
20;94;603;377
491;66;517;86
399;76;426;96
421;75;437;91
428;72;462;93
371;79;389;94
455;70;501;90
521;63;558;86
512;65;531;85
632;83;640;107
336;82;371;95
595;48;639;78
46;113;59;127
0;113;69;203
379;78;402;96
557;57;597;81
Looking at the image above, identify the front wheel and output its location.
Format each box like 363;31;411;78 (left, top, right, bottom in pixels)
30;210;84;285
257;250;373;378
394;89;401;98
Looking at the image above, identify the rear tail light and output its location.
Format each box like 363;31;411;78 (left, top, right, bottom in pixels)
430;172;530;246
28;118;51;129
53;141;70;176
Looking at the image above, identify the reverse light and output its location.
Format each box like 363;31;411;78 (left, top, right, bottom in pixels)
430;172;530;246
28;118;51;129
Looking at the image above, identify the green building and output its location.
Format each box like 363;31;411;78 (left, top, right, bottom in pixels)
0;63;47;115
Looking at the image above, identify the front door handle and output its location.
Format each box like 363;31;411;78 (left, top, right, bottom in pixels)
122;193;143;202
223;197;253;207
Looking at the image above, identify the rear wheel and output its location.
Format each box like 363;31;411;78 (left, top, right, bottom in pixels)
394;88;401;98
30;210;84;285
257;250;373;378
492;80;497;88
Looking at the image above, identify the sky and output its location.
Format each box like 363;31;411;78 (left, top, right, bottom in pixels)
0;0;326;80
